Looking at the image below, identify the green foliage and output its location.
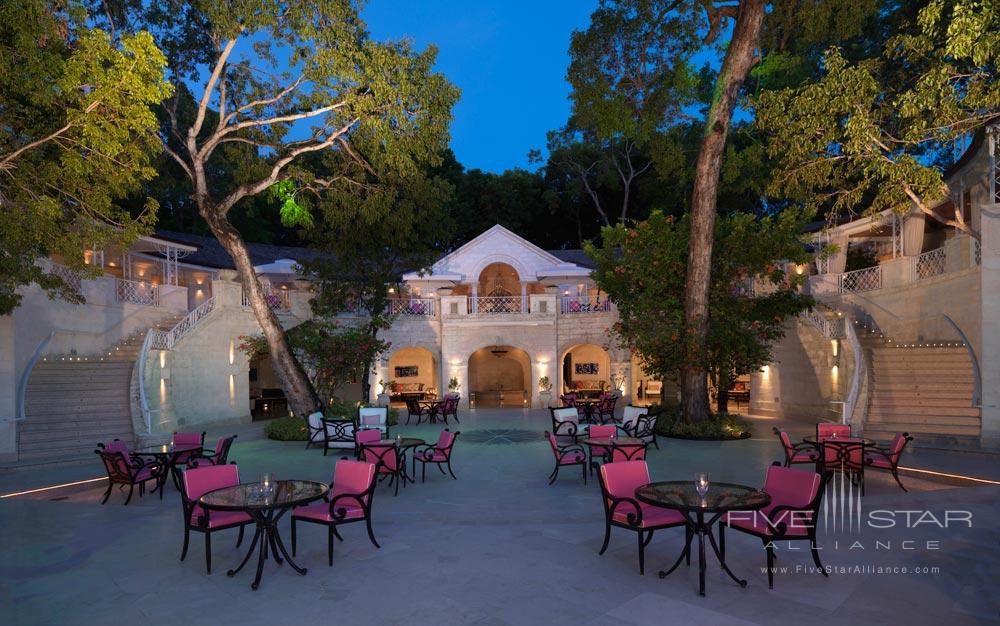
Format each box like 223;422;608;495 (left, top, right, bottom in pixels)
656;411;751;439
448;377;461;391
756;0;999;231
0;1;172;313
264;416;309;441
286;321;391;405
587;209;815;411
538;376;553;392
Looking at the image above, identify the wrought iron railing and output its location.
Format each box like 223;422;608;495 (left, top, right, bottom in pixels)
387;298;436;316
166;297;215;347
802;309;845;339
242;284;290;310
560;296;611;314
838;266;882;293
471;296;526;314
914;247;946;280
116;278;159;306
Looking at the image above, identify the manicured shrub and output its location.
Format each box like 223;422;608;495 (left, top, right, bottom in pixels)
265;416;309;441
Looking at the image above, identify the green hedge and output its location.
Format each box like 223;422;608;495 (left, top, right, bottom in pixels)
264;416;309;441
646;405;752;440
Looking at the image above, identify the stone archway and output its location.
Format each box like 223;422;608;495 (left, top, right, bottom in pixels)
386;346;440;405
467;345;531;408
560;343;612;398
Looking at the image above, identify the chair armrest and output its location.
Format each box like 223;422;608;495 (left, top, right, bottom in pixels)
556;444;585;463
607;496;643;527
764;503;813;537
327;492;369;521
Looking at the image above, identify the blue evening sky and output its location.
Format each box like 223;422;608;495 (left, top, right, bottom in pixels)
362;0;600;174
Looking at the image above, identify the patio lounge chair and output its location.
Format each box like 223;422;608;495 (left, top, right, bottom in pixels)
179;464;252;574
323;419;357;456
306;411;325;450
404;398;431;425
596;394;618;423
359;407;389;435
720;463;828;589
622;406;659;450
291;459;380;566
864;432;914;492
190;435;237;467
586;424;617;475
545;431;587;485
354;429;382;460
598;460;686;574
414;429;460;482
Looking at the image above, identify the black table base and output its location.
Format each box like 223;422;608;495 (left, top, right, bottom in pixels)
227;505;304;590
657;510;747;596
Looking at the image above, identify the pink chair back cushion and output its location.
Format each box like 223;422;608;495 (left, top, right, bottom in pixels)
777;430;794;454
184;464;240;521
822;439;864;466
210;436;229;462
817;424;851;439
589;425;616;439
763;465;820;510
600;461;651;511
547;432;561;457
436;430;457;449
888;433;907;460
174;432;202;446
356;429;382;446
363;444;399;471
332;460;375;505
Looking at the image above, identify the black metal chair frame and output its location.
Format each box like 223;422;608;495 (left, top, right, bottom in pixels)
441;397;460;423
305;414;325;450
719;463;830;589
545;431;587;485
627;414;660;450
177;462;252;574
589;437;647;476
404;398;432;425
597;396;619;424
772;427;819;467
362;443;407;496
95;449;163;505
597;466;689;575
819;440;866;495
291;465;380;567
322;419;357;457
549;407;581;442
864;433;914;492
413;430;460;483
191;434;237;467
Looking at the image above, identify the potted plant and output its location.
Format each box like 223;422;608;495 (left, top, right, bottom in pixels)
538;375;553;407
447;377;461;397
610;371;626;398
377;379;393;407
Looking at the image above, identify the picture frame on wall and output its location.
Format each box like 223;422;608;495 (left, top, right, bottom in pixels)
395;365;419;378
574;362;599;375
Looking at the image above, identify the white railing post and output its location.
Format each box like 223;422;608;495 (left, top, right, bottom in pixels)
138;329;155;434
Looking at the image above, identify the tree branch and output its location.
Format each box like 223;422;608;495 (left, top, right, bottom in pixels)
188;37;238;146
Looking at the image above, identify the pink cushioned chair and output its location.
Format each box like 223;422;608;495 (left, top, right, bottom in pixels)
191;435;237;467
586;425;617;475
598;461;687;574
773;427;820;467
95;442;163;505
721;463;828;589
354;428;382;460
179;464;252;574
291;459;380;566
864;432;913;492
362;442;406;496
414;429;460;483
597;394;618;424
610;440;647;462
816;423;851;439
545;431;587;485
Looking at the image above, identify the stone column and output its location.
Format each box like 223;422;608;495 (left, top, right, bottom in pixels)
979;206;1000;446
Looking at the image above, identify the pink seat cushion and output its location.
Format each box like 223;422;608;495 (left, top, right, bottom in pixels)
791;449;820;462
292;500;365;522
134;465;159;482
864;451;893;469
418;450;448;462
559;451;585;465
190;509;252;528
612;503;685;528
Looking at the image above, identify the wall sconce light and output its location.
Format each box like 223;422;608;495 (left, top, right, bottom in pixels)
229;339;235;366
831;340;838;357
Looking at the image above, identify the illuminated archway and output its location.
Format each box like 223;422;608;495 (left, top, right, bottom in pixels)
560;343;611;397
467;345;531;408
386;347;439;404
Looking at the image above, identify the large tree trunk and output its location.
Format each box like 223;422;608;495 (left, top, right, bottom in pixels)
200;209;322;418
681;0;765;422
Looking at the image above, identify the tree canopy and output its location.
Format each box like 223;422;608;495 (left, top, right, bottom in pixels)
0;1;171;314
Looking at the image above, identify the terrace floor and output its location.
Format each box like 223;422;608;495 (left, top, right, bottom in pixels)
1;408;998;625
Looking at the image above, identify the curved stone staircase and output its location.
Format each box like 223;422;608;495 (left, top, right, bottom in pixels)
16;312;185;465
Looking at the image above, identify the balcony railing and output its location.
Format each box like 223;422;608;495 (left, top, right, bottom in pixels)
387;298;436;317
560;296;611;314
914;247;946;280
242;284;290;310
49;262;82;294
838;266;882;293
116;278;159;306
471;295;526;314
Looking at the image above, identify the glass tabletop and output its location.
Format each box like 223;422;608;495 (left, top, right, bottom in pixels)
803;436;876;447
635;481;771;514
583;436;644;447
135;443;201;455
370;438;426;448
200;480;328;512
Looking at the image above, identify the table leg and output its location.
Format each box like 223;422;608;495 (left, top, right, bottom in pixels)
227;525;261;578
697;512;707;596
657;523;693;579
706;524;747;588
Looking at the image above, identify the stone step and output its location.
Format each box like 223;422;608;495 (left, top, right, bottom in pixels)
865;423;981;438
867;405;981;418
869;396;975;408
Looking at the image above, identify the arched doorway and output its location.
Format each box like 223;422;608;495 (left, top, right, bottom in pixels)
386;347;439;405
249;354;289;420
468;345;531;408
477;262;523;313
561;344;611;398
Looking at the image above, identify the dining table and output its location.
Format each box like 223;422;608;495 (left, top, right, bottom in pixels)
635;480;771;596
418;400;446;424
200;479;328;590
134;443;202;498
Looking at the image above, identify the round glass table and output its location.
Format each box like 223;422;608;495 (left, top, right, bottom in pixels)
200;479;328;590
635;481;771;596
134;443;202;498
